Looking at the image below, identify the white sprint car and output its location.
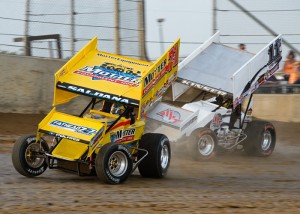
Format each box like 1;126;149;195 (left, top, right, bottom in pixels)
146;32;282;160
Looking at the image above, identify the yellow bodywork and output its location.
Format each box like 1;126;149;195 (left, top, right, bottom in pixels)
51;139;88;160
37;37;180;161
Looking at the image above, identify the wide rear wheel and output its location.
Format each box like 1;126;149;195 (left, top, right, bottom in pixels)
138;133;171;178
243;120;276;157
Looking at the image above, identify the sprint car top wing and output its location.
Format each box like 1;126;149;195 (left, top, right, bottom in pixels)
173;32;282;108
53;37;180;118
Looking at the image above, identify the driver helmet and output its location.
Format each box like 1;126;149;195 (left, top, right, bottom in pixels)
110;103;125;115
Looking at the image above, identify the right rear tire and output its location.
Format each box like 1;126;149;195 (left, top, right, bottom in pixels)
243;120;276;157
138;133;171;178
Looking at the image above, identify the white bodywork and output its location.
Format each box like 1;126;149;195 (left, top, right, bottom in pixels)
147;32;282;145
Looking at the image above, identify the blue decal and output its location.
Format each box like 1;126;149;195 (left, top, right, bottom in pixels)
50;120;97;136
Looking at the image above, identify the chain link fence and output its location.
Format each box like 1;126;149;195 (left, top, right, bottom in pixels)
215;0;300;58
0;0;147;60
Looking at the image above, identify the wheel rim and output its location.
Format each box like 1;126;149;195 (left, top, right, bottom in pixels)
108;151;128;177
160;144;169;169
197;134;214;156
25;143;45;168
261;130;272;151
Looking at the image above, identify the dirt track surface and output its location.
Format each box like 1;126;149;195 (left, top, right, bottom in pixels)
1;113;300;213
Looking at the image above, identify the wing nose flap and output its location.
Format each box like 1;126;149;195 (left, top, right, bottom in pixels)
51;139;88;160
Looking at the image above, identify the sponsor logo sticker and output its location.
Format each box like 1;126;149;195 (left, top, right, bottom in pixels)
74;62;141;87
50;120;97;136
210;113;222;130
157;109;182;124
110;128;136;143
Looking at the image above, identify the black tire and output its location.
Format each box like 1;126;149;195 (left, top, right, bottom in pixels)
95;143;133;184
12;134;49;177
138;133;171;178
188;128;218;160
243;120;276;157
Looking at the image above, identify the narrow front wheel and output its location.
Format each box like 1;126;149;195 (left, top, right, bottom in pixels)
12;134;49;177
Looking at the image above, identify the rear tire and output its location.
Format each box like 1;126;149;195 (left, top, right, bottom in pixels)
138;133;171;178
95;143;133;184
12;134;49;177
243;120;276;157
188;128;218;160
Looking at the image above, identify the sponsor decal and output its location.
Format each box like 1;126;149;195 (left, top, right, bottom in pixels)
56;82;139;106
210;113;222;130
26;137;36;144
26;167;45;175
143;59;168;96
143;43;179;96
157;109;182;124
97;53;150;67
105;168;120;183
55;133;81;142
110;128;136;143
74;62;141;87
39;129;86;143
234;38;282;108
168;43;179;68
50;120;97;136
233;60;280;108
179;79;227;96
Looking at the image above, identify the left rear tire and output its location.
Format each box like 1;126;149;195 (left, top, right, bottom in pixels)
243;120;276;157
138;133;171;178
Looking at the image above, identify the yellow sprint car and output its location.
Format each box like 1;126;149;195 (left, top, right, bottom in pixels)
12;37;180;184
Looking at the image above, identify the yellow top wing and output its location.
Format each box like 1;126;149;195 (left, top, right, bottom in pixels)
53;37;180;119
53;37;152;106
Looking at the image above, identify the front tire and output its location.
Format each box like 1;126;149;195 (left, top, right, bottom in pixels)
12;134;49;177
188;128;218;160
243;120;276;157
138;133;171;178
95;143;133;184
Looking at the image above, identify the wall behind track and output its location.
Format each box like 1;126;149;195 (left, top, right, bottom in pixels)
0;54;66;114
253;94;300;123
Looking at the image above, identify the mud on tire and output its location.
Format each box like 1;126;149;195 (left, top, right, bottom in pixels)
243;120;276;157
138;133;171;178
95;143;133;184
12;134;49;177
